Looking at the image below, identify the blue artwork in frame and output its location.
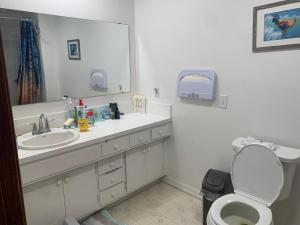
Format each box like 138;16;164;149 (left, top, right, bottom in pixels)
253;0;300;52
67;39;81;60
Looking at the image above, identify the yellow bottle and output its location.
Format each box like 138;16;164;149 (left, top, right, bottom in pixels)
78;117;89;132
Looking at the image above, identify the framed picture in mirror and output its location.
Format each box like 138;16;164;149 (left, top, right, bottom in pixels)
67;39;81;60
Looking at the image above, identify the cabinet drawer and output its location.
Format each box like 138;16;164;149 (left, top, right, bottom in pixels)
102;136;129;157
99;167;125;191
152;124;170;140
98;154;124;175
100;182;125;207
21;144;102;185
129;130;151;147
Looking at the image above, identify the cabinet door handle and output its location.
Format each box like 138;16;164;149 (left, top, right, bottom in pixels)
64;177;70;184
57;180;63;186
113;144;119;150
110;178;115;184
159;130;163;136
138;137;143;142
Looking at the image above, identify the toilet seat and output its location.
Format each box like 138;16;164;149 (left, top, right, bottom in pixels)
231;144;284;206
208;144;284;225
209;194;272;225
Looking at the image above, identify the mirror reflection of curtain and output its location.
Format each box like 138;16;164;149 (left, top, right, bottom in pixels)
15;20;42;105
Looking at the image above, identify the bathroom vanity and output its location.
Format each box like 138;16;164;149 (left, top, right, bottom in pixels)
18;113;171;225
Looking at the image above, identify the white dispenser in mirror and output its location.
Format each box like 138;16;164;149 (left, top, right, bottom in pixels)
90;69;108;90
177;69;217;100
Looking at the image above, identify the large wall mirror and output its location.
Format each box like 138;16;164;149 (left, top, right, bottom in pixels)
0;9;131;106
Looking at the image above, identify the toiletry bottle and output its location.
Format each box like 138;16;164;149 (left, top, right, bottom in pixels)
133;95;140;112
87;110;95;126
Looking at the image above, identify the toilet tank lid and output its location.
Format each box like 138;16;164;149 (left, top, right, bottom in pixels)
231;144;284;207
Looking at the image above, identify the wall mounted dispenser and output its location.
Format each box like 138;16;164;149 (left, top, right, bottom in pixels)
90;69;108;90
177;69;217;100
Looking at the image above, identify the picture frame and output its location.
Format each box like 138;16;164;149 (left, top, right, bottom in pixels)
253;0;300;52
67;39;81;60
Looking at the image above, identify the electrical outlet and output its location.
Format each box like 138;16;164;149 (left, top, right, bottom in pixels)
219;95;228;109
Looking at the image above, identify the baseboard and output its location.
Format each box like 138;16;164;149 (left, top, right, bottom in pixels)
163;177;202;200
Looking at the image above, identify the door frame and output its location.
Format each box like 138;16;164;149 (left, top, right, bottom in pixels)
0;29;27;225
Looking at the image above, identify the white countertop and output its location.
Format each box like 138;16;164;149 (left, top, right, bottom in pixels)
18;113;171;165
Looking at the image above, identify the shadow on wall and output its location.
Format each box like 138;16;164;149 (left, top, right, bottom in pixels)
272;166;300;225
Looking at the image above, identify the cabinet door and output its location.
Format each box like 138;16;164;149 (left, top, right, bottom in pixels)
64;164;99;220
23;176;65;225
126;146;147;193
147;142;164;182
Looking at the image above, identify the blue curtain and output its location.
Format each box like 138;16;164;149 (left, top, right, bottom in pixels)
16;20;43;105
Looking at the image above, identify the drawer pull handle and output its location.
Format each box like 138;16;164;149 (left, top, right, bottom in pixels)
113;144;119;150
110;162;115;168
57;180;63;186
110;178;115;184
138;137;143;142
159;131;163;136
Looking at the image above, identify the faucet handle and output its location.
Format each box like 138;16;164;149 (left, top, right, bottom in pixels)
44;118;51;132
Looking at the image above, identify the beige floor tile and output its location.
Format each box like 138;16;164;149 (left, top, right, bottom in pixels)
108;182;203;225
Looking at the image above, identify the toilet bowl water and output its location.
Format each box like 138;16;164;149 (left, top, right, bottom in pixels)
223;216;255;225
221;202;259;225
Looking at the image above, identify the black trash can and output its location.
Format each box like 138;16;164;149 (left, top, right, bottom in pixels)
201;169;234;225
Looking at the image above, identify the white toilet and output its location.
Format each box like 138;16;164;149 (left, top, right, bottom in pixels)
207;144;284;225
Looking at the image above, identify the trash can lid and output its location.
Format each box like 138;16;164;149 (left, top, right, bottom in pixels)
202;169;228;194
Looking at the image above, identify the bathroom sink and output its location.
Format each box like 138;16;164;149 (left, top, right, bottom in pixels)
18;128;80;150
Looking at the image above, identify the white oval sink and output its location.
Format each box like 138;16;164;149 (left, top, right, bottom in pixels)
18;128;80;150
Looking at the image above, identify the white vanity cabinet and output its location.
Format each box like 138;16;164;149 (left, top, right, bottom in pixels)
23;164;99;225
63;164;99;219
20;116;171;225
147;141;164;182
23;176;66;225
126;141;164;193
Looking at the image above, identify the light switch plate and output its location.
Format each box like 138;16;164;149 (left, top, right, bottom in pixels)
219;95;228;109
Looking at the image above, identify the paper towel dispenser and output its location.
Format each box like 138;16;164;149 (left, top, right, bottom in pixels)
177;69;217;100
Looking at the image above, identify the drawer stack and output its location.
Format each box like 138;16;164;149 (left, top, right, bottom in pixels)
98;154;126;206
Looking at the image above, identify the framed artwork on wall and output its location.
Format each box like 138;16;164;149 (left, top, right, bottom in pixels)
67;39;81;60
253;0;300;52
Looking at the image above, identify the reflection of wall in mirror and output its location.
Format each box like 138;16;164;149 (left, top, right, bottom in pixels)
38;14;131;100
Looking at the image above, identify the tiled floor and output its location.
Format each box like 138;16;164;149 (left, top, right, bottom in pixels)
108;182;203;225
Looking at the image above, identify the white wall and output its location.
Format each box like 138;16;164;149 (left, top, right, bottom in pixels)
135;0;300;225
0;0;136;119
39;15;62;101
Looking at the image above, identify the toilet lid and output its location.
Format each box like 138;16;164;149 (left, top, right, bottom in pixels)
231;144;284;207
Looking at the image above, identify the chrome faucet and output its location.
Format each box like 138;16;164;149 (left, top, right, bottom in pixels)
32;114;51;135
